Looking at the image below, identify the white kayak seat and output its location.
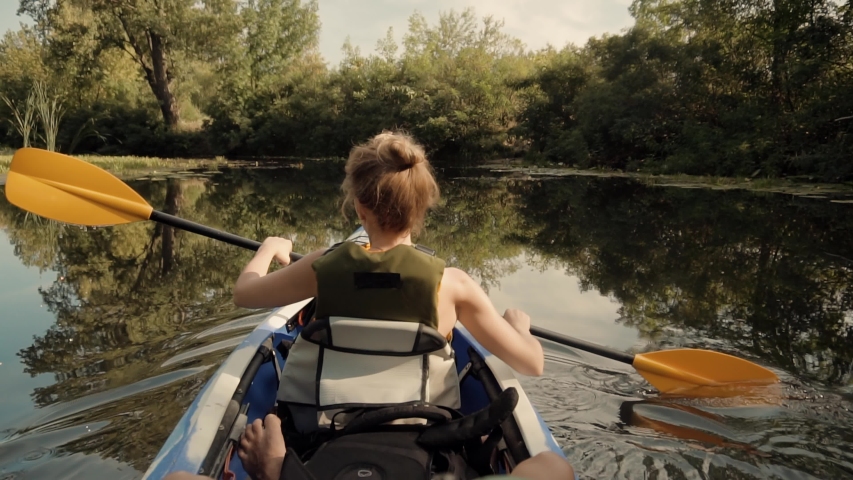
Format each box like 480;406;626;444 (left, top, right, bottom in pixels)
277;316;462;432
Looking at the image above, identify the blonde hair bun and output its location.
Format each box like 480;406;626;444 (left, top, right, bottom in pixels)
341;131;439;235
375;132;426;171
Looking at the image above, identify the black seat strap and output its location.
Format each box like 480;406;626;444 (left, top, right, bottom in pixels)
280;451;317;480
417;387;519;449
341;404;455;435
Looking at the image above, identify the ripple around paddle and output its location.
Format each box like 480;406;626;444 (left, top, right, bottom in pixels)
526;343;853;479
541;351;650;398
522;355;646;441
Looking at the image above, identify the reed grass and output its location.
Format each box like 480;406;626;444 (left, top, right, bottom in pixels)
1;91;37;148
32;82;64;152
0;153;227;176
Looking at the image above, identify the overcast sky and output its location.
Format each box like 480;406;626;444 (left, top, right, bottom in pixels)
0;0;635;65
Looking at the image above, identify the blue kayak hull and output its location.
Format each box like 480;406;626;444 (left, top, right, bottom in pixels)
144;233;564;479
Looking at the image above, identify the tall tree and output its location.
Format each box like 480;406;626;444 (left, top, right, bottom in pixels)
202;0;320;152
398;9;530;158
19;0;242;128
240;0;320;92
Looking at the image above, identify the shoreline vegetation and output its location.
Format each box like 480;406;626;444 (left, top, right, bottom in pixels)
2;153;851;200
0;153;228;181
478;160;853;199
1;2;851;183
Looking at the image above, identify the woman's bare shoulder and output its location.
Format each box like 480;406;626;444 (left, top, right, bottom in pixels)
442;266;469;282
303;247;330;262
441;267;477;295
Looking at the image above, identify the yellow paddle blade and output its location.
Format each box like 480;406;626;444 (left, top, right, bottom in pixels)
633;349;779;395
5;148;153;226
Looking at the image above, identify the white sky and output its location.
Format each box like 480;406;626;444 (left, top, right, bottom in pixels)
0;0;636;65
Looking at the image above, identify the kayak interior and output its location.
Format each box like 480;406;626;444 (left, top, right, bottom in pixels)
143;230;564;479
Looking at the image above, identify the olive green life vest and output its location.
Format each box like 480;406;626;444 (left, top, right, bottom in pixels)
312;241;446;330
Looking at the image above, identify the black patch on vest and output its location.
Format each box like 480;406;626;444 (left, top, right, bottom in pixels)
353;272;402;289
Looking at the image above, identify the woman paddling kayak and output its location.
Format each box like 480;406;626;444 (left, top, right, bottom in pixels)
224;131;573;479
232;130;544;377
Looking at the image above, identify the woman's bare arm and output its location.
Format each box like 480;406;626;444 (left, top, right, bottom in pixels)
448;268;545;376
233;238;326;308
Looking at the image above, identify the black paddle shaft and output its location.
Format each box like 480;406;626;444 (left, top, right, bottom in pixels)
530;326;635;365
150;210;303;261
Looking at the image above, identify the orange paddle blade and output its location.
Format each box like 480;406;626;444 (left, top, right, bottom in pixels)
5;148;153;226
633;349;779;395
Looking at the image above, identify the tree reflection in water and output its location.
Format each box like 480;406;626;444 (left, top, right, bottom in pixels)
0;163;850;475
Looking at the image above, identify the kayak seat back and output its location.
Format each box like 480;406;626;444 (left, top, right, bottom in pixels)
301;315;447;354
277;316;462;433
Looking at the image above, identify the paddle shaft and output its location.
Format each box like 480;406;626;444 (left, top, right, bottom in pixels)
6;147;780;393
530;326;634;365
150;210;303;261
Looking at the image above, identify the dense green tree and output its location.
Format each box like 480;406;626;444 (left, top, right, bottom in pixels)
395;10;531;159
240;0;320;92
203;0;322;154
3;2;853;179
15;0;317;131
512;47;596;165
517;0;853;179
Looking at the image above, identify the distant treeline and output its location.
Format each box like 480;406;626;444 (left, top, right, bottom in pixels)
1;1;852;180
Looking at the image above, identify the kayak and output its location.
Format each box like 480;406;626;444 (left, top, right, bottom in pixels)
143;228;566;479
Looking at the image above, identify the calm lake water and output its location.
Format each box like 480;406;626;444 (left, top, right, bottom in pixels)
1;162;852;479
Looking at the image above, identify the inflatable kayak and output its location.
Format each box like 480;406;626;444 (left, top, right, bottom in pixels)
143;228;566;479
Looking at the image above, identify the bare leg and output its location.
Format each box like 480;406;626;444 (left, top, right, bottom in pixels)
237;413;287;480
510;452;576;480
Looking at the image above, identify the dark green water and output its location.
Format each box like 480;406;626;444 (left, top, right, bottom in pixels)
0;162;851;479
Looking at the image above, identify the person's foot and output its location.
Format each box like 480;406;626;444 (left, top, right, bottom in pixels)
237;413;287;480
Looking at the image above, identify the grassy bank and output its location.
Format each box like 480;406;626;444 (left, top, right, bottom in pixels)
0;153;228;176
481;160;853;199
3;152;850;201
